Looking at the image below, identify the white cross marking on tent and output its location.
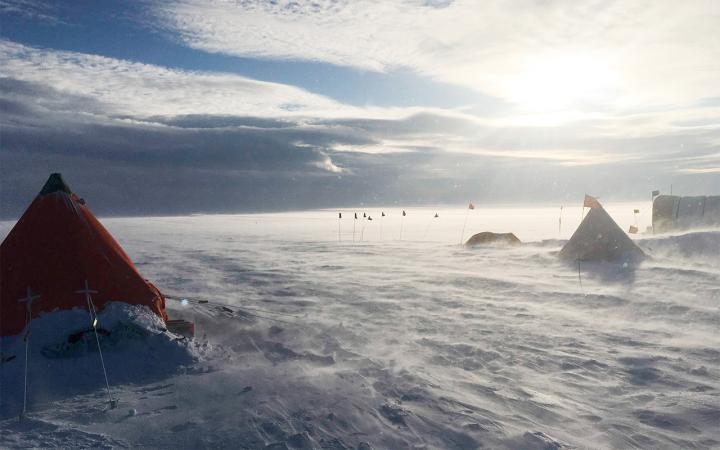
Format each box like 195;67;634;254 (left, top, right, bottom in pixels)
75;279;98;297
17;287;41;313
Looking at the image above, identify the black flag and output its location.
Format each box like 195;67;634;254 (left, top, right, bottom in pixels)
402;210;406;216
354;213;358;219
339;212;342;219
381;212;385;217
363;212;367;218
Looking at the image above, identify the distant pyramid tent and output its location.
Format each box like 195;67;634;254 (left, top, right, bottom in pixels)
559;204;645;262
0;174;168;337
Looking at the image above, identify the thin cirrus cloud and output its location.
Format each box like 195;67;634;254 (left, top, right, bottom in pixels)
151;0;720;110
0;40;349;118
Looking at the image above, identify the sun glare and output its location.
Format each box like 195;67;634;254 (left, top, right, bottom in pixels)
504;53;617;113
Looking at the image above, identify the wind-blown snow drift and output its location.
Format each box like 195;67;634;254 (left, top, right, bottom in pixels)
0;303;197;420
1;209;718;449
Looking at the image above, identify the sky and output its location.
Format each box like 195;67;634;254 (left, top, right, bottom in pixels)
1;0;719;217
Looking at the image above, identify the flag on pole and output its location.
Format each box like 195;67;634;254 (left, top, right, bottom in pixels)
381;212;385;217
338;212;342;219
402;210;406;216
628;225;638;234
583;194;601;209
354;213;357;219
652;190;660;197
633;209;640;214
363;212;366;218
468;202;475;210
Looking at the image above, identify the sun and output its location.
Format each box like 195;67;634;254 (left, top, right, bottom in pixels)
504;53;617;113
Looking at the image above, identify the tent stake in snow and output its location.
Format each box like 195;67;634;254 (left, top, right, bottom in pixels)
76;280;117;409
18;287;40;421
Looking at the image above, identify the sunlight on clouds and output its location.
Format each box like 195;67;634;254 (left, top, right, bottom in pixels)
677;167;720;174
502;53;618;114
152;0;720;116
332;142;419;154
313;154;346;173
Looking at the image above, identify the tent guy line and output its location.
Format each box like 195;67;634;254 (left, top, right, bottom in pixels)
76;279;117;410
164;295;302;324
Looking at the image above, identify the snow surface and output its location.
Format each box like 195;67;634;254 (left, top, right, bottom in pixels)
1;205;719;449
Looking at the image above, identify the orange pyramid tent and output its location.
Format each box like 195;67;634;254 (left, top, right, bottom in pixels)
1;173;167;337
559;200;645;262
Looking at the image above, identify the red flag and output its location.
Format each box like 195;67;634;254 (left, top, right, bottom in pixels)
628;225;638;234
468;202;475;210
583;194;601;209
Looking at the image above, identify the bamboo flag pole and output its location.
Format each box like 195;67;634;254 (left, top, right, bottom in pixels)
423;213;439;240
399;210;406;240
360;214;366;242
559;205;563;237
459;202;473;245
352;212;357;242
651;190;659;234
380;212;385;241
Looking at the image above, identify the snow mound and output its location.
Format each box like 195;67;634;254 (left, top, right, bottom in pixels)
639;230;720;260
0;303;197;419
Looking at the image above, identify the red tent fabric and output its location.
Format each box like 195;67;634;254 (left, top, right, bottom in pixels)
1;174;167;337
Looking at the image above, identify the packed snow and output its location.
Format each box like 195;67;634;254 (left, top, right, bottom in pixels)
1;204;719;449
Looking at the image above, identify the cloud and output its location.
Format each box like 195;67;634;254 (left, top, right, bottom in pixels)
0;40;349;118
313;153;346;173
1;37;718;217
152;0;720;110
0;0;61;23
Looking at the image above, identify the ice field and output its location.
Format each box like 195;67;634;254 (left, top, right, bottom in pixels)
1;203;719;449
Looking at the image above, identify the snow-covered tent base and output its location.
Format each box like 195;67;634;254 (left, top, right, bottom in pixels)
0;303;197;419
